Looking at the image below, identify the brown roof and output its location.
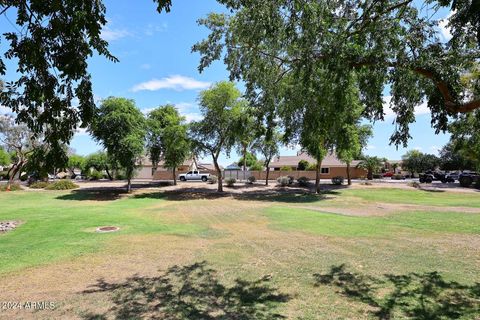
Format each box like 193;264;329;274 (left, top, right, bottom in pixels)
139;157;194;168
197;163;223;171
269;151;361;168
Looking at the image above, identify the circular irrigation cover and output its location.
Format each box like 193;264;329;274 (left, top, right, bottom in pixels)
0;221;19;233
96;226;120;233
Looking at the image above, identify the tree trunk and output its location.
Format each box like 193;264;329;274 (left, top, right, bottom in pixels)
346;162;352;185
315;160;322;194
127;178;131;193
173;167;177;186
213;155;223;192
367;169;373;180
106;167;113;181
7;162;23;191
243;144;247;181
265;163;270;186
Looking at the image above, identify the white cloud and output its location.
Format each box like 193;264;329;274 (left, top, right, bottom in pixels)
439;11;454;41
382;96;430;119
145;22;168;36
101;27;131;41
131;75;211;92
366;145;376;150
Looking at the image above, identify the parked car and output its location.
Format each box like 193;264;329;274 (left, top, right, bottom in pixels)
445;171;460;182
383;172;394;178
179;170;211;182
419;170;447;183
459;171;480;187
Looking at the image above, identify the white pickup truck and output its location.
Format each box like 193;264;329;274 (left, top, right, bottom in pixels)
179;170;211;182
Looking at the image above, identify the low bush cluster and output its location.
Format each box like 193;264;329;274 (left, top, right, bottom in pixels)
331;176;345;185
208;175;218;184
391;174;405;180
45;180;79;190
297;176;310;187
29;181;50;189
225;177;236;187
0;183;23;191
247;175;256;184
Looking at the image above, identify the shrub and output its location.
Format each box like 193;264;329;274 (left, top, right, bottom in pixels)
331;176;345;185
208;175;218;184
297;160;309;171
306;163;317;171
88;170;104;181
287;175;294;184
225;177;236;187
45;180;79;190
0;171;9;180
280;166;293;171
29;181;50;189
297;176;310;187
372;173;382;179
277;176;290;187
391;174;404;180
0;183;23;191
247;175;256;184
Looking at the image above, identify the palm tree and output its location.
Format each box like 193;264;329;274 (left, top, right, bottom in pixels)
357;156;383;180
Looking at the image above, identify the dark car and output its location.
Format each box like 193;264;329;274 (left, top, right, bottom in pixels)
419;170;454;183
459;171;480;187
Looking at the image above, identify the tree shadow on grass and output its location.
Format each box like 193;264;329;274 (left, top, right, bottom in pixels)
314;264;480;320
56;189;128;201
133;188;340;204
80;261;290;320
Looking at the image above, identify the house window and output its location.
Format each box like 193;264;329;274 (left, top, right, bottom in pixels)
321;168;329;174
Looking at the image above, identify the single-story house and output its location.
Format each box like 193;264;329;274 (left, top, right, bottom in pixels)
136;157;220;180
267;151;367;179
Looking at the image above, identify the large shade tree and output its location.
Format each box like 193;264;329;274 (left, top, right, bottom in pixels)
0;0;171;165
253;128;282;186
190;81;242;192
193;0;480;151
146;105;185;173
337;123;373;185
0;115;39;189
162;123;190;186
90;97;146;192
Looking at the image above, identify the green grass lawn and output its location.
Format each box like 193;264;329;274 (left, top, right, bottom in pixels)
338;187;480;207
0;191;208;274
264;207;480;237
0;186;479;319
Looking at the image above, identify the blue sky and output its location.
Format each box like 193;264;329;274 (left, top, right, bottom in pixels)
1;0;452;165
